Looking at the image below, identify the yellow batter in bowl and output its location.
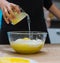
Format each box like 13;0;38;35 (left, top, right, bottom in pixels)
10;38;44;54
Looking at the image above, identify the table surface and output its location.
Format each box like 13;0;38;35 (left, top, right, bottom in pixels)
0;44;60;63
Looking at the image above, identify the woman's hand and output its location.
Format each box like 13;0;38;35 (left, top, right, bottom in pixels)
0;0;21;24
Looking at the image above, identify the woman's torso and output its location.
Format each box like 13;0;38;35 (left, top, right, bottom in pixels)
1;0;49;44
2;0;46;31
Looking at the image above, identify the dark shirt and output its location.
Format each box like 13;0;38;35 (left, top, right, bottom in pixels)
1;0;52;44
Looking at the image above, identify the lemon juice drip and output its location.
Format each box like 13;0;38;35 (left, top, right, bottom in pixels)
26;15;31;38
21;8;31;38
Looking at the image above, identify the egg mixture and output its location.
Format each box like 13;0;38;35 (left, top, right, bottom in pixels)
10;38;44;53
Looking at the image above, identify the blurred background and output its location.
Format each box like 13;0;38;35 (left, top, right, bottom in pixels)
44;0;60;44
0;0;60;44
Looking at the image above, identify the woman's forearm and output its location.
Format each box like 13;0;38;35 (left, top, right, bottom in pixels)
49;4;60;19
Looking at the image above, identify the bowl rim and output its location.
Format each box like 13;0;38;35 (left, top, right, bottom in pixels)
7;31;47;35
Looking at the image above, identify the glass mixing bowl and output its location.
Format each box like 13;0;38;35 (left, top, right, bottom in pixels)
8;31;47;54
